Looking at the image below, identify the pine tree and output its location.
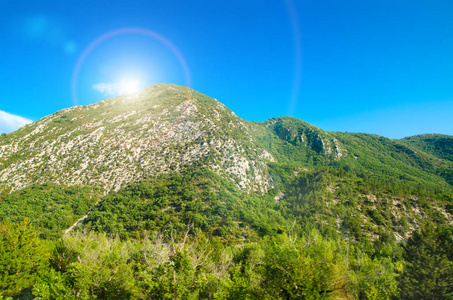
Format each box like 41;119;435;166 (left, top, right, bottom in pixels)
399;222;453;299
0;220;48;297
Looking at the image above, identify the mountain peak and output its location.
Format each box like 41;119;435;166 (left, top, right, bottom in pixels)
0;84;273;193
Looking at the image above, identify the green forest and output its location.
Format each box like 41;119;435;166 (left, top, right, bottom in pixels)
1;160;453;299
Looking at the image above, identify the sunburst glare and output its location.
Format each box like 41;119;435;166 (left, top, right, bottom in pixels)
92;78;141;96
119;78;140;94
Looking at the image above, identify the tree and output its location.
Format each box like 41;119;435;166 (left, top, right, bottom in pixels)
260;231;349;299
0;220;48;297
399;222;453;299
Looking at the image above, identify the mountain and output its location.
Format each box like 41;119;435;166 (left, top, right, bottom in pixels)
1;83;452;230
0;84;275;193
1;84;453;299
0;84;359;195
401;134;453;162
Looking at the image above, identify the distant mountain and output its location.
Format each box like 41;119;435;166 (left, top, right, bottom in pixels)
401;134;453;162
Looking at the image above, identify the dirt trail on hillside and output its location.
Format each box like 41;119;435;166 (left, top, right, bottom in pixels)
65;199;100;234
65;213;91;234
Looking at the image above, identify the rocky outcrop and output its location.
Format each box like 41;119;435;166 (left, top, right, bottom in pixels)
266;117;346;161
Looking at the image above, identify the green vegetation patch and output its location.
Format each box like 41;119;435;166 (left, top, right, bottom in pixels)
0;184;99;239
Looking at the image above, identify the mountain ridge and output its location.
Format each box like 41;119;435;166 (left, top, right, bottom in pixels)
0;84;275;193
1;83;452;195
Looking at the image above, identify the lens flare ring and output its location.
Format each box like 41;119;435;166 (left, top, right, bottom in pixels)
71;27;192;106
284;0;302;116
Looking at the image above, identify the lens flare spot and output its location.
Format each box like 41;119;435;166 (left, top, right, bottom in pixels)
92;78;141;96
120;79;140;94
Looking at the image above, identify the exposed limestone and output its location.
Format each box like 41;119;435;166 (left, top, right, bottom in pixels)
0;84;274;194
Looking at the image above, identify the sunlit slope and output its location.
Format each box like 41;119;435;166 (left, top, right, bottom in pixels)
0;84;274;193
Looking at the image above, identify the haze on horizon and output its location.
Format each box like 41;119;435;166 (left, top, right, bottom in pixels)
1;0;452;139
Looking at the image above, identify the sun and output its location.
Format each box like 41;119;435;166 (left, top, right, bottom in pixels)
92;77;143;97
119;78;140;94
72;28;191;105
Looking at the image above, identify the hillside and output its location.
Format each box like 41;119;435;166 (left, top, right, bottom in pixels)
1;83;452;238
3;84;451;196
0;84;274;193
401;134;453;162
1;84;453;299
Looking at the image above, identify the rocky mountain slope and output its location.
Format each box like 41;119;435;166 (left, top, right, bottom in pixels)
0;84;275;193
0;84;352;194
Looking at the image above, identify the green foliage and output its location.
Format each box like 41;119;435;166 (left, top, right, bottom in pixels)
44;231;139;299
349;248;399;299
253;117;331;167
0;220;48;297
0;184;98;239
400;134;453;185
86;164;242;239
331;132;453;192
259;232;349;299
33;268;75;300
1;161;451;299
398;222;453;299
402;134;453;163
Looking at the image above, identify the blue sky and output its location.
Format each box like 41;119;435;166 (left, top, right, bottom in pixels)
1;0;452;138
